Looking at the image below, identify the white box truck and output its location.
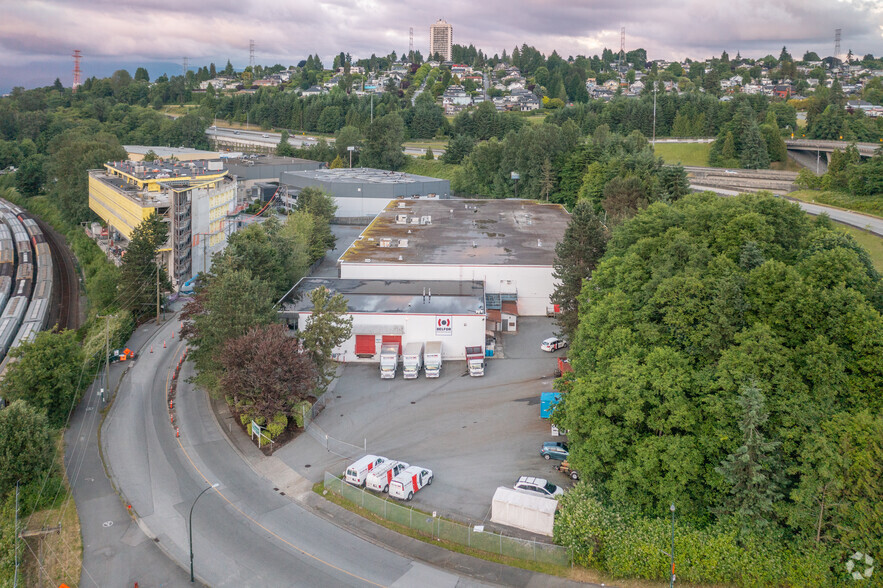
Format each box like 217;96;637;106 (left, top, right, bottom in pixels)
465;346;485;377
379;343;398;379
424;341;442;378
402;342;424;379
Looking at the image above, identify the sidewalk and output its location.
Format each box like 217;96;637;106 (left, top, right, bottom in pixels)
205;389;594;587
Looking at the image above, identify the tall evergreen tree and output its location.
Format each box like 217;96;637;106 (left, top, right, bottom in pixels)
715;382;783;530
551;202;609;342
119;212;169;319
739;120;770;169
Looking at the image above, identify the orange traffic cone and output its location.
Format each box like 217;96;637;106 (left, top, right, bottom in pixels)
150;346;153;353
176;427;179;438
163;340;166;349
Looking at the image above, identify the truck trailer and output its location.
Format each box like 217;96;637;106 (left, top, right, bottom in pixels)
424;341;443;378
379;343;399;379
402;342;424;379
465;346;485;377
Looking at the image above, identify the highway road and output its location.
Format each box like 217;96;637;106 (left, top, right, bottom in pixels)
207;127;438;157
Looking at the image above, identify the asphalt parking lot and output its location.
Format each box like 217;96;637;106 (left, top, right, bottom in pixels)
276;316;572;527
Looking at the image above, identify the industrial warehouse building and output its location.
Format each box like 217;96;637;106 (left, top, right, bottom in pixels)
88;160;237;285
279;278;486;362
337;199;570;325
280;168;451;219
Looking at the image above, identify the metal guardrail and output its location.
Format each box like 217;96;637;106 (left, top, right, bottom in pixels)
323;472;571;567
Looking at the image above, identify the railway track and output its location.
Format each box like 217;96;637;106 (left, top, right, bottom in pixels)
33;216;80;331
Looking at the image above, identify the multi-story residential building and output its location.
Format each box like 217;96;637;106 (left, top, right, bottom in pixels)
88;159;238;286
430;19;453;61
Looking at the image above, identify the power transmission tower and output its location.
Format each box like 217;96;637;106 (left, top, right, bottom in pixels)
182;56;189;76
618;27;626;73
72;49;82;91
409;27;414;60
834;28;841;61
249;39;256;70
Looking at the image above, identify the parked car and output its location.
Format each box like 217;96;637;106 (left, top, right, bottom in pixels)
540;441;569;461
344;455;386;487
262;133;269;138
365;460;409;493
541;337;567;352
514;476;564;498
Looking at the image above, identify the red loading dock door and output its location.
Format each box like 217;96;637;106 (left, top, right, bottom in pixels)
381;335;402;354
355;335;376;355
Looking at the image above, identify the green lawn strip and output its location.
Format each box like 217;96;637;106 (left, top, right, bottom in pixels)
834;222;883;273
312;481;570;578
788;189;883;218
652;142;711;167
402;158;461;181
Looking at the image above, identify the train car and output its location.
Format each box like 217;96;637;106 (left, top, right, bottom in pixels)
0;316;20;358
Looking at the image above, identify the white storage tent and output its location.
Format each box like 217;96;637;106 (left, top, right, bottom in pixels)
490;486;557;536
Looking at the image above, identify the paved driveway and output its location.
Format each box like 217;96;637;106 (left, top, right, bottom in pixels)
276;317;572;526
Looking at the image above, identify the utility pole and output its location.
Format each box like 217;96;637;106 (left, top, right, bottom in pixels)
156;255;161;325
652;81;658;146
370;93;374;123
96;314;112;403
13;481;19;588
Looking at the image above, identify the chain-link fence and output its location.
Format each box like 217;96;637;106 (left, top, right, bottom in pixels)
323;472;570;567
301;399;368;459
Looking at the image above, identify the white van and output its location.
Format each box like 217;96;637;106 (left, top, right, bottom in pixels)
365;460;409;493
389;466;433;501
344;455;386;486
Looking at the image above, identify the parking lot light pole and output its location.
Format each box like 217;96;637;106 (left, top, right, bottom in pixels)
190;483;219;583
670;503;676;587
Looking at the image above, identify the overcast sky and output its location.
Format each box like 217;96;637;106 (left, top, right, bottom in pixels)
1;0;881;93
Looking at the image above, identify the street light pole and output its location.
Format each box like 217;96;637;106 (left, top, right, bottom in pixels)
652;81;658;146
670;503;676;588
189;483;219;583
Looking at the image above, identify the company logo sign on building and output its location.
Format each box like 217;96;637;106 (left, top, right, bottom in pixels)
436;316;452;336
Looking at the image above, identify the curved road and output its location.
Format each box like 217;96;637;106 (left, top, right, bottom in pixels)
98;315;587;587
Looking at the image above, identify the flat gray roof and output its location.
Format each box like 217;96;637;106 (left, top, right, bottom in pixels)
280;278;485;315
123;146;219;158
285;168;446;185
339;199;570;266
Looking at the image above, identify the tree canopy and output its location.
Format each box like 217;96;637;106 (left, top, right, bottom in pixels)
557;193;883;565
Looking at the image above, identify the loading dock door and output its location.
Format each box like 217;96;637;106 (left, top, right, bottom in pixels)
355;335;376;355
381;335;402;354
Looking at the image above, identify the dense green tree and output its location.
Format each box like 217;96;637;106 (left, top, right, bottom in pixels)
0;400;52;496
551;202;609;342
300;287;352;392
276;130;294;157
361;113;406;170
14;154;45;196
334;125;362;163
738;119;770;169
118;213;169;319
295;186;337;256
0;331;83;428
441;134;475;165
181;268;276;387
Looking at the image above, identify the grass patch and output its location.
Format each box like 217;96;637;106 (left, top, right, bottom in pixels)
312;480;658;587
402;157;461;182
523;115;548;125
770;156;804;172
403;139;449;151
834;223;883;273
788;189;883;218
20;435;82;587
652;142;711;167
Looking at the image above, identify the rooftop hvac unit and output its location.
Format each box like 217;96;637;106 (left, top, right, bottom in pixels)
398;239;408;248
410;217;420;224
420;216;432;225
379;238;392;248
398;202;408;208
395;214;408;224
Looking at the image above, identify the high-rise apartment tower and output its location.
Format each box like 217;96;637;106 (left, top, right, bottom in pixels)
430;19;452;61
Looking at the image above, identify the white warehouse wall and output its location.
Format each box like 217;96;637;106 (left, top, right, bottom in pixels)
335;197;393;218
300;311;486;363
339;263;557;316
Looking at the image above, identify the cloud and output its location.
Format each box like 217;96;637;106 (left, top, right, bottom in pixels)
1;0;880;90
